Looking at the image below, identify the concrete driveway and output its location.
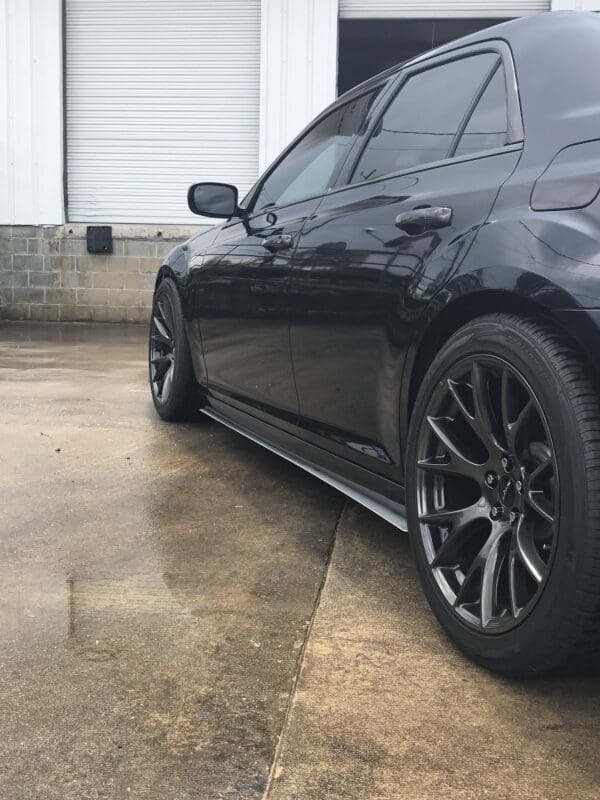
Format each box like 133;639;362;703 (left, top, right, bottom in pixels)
1;321;600;800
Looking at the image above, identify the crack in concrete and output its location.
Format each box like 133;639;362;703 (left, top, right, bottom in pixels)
262;500;346;799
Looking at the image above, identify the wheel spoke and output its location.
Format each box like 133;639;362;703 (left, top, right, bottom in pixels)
425;416;483;479
425;503;490;568
471;361;502;452
157;299;174;336
506;398;534;451
153;315;172;346
513;516;544;583
529;456;553;485
526;489;555;524
480;532;505;628
152;355;171;382
161;364;174;401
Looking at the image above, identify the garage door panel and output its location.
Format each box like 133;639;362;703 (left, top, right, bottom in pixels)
66;0;261;224
339;1;550;17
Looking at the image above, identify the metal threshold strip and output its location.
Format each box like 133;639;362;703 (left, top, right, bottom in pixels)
201;407;408;532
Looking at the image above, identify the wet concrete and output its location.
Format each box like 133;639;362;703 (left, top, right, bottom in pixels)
0;322;341;799
1;321;599;800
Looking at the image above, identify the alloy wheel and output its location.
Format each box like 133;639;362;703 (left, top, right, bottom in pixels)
416;356;559;633
150;294;177;404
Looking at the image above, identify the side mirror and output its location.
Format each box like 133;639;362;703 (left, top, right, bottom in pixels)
187;182;239;219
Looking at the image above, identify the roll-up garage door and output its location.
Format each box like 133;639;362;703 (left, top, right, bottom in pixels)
339;1;550;17
66;0;261;224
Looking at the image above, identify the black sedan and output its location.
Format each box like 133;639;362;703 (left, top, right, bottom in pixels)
149;12;600;677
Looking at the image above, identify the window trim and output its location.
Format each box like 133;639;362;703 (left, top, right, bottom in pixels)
240;81;391;216
342;39;523;191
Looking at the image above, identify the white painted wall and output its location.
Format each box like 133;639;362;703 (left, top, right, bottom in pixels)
259;0;339;173
0;0;64;225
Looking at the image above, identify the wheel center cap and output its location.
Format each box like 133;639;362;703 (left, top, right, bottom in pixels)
498;475;515;508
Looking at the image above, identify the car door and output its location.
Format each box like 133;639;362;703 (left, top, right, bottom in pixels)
289;45;523;481
189;89;382;431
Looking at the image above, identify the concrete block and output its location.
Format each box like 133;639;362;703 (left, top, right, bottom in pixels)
61;237;87;256
61;270;93;289
27;238;43;254
45;288;77;306
76;255;139;274
44;254;76;273
0;255;13;270
75;288;112;307
42;226;63;239
29;304;60;322
138;257;162;274
29;271;60;288
0;226;13;237
0;272;28;288
0;288;13;306
0;238;27;255
156;240;178;259
12;225;41;238
41;238;61;255
122;240;157;258
59;304;96;322
14;255;43;271
13;288;44;304
1;304;29;320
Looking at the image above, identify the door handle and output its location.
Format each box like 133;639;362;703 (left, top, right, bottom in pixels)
263;234;294;252
395;206;453;233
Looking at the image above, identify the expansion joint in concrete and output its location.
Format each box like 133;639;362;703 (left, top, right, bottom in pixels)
262;499;345;799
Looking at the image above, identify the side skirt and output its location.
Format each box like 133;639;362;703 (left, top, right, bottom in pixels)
201;406;408;533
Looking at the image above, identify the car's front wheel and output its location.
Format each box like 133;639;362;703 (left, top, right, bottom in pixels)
406;313;600;676
149;277;198;421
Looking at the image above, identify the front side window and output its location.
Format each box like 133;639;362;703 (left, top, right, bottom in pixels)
252;90;380;211
351;53;499;184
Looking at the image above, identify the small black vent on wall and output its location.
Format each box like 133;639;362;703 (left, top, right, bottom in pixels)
86;225;113;254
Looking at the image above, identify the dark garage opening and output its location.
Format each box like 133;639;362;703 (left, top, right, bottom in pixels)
338;18;511;95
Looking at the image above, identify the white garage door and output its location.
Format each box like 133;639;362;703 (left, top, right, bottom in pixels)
66;0;261;224
339;1;550;16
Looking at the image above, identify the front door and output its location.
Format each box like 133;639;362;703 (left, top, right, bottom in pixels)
190;86;384;430
290;47;523;481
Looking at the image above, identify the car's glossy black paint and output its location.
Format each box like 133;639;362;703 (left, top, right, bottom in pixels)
157;12;600;516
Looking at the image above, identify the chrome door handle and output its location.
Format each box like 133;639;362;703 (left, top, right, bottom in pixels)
395;206;453;232
263;234;294;252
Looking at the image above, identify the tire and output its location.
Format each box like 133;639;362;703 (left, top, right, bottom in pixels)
148;277;199;421
406;313;600;677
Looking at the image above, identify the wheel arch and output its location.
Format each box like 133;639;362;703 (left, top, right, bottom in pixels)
402;289;599;449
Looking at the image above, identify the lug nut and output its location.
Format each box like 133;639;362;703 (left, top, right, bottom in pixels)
501;457;513;472
509;510;519;524
490;505;502;520
515;480;523;494
485;472;498;488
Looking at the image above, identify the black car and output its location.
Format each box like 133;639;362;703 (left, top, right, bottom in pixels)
149;12;600;677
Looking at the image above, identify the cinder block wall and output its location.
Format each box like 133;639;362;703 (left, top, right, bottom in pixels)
0;223;205;323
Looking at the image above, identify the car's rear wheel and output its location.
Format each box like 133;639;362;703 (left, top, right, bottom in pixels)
149;277;199;421
406;313;600;676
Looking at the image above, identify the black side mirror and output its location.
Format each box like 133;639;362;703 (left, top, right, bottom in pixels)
188;182;239;219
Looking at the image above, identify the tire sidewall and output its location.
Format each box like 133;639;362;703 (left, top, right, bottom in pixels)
149;278;195;420
406;317;588;675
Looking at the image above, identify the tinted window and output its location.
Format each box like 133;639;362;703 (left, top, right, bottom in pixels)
454;64;508;157
253;90;379;210
351;53;498;183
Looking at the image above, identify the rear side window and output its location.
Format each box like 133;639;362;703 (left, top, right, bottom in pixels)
252;90;380;211
351;53;499;184
454;64;508;157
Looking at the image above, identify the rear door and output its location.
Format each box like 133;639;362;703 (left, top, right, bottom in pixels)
189;89;382;430
290;45;523;481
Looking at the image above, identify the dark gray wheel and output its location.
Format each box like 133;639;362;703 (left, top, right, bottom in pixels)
406;314;600;676
149;277;198;421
